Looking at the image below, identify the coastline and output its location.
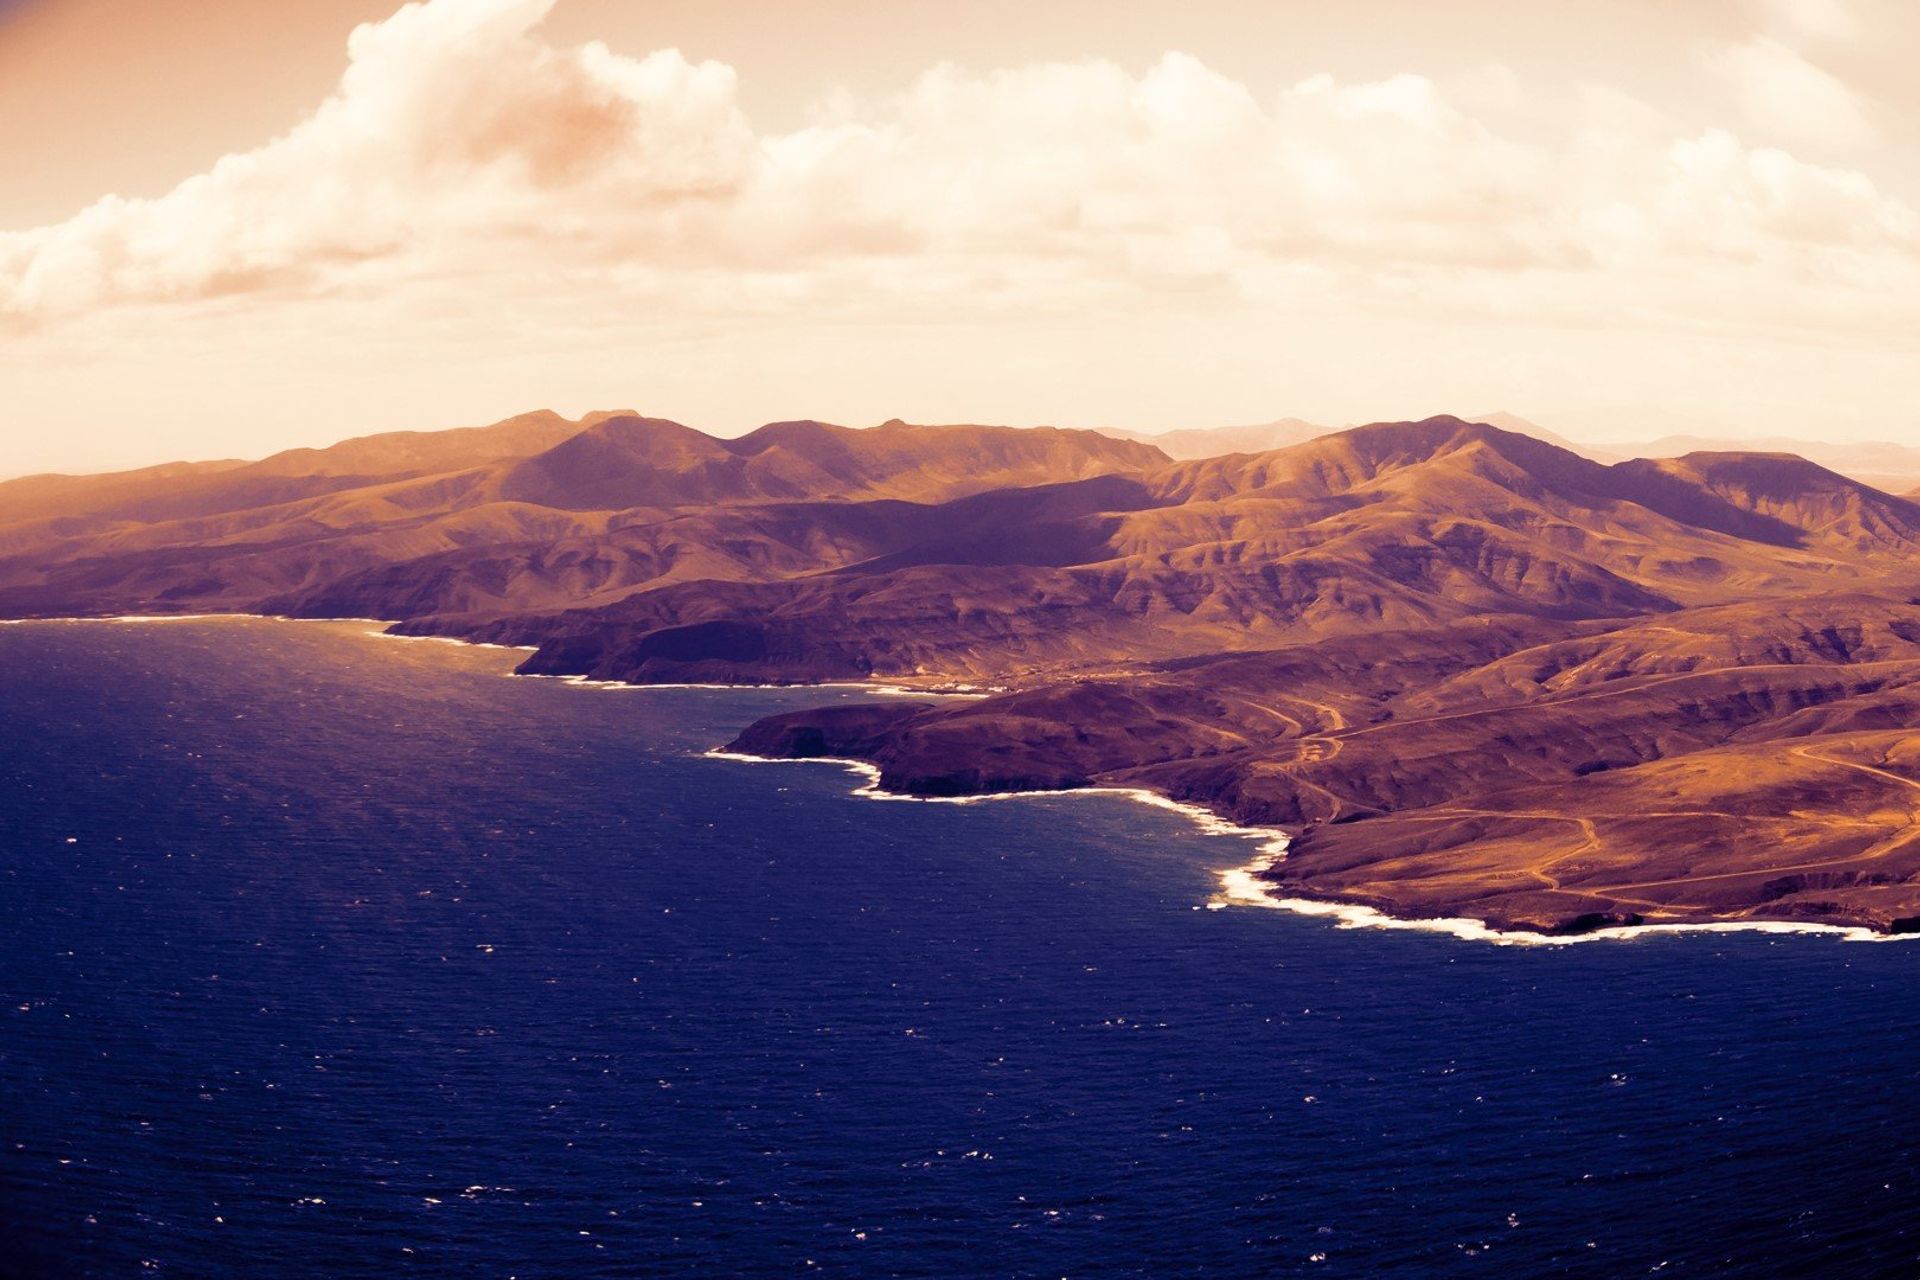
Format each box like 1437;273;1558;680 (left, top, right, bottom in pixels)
704;748;1918;947
10;612;1911;947
0;612;990;695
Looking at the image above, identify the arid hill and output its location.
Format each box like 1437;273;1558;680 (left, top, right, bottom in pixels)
1594;433;1920;495
0;413;1166;619
1111;411;1598;463
1109;410;1920;490
6;410;1920;934
733;597;1920;932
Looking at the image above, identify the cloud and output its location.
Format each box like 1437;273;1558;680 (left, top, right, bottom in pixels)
0;0;1914;353
1758;0;1860;41
0;0;753;316
1712;35;1875;150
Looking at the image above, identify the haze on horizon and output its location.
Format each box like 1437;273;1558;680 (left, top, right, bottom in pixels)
1;0;1916;475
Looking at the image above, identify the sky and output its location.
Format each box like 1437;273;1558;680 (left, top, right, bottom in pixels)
1;0;1917;474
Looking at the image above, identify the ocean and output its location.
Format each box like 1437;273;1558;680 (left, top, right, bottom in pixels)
1;617;1914;1277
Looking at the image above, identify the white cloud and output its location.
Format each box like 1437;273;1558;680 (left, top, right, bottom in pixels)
1711;35;1875;150
0;0;754;315
1759;0;1859;41
0;0;1913;358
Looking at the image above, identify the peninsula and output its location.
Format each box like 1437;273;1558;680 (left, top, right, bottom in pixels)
7;411;1920;935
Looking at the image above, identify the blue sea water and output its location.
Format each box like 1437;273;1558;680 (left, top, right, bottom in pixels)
0;617;1916;1278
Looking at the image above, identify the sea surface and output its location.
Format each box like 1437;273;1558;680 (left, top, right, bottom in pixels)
1;617;1916;1278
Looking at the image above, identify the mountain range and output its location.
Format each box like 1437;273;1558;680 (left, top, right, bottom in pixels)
1113;412;1920;494
6;409;1920;935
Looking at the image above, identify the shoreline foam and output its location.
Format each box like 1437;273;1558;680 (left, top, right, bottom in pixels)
0;612;543;652
703;749;1286;852
705;749;1916;947
17;613;1909;945
0;613;986;694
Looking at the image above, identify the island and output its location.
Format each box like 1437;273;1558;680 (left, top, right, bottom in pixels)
6;410;1920;935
